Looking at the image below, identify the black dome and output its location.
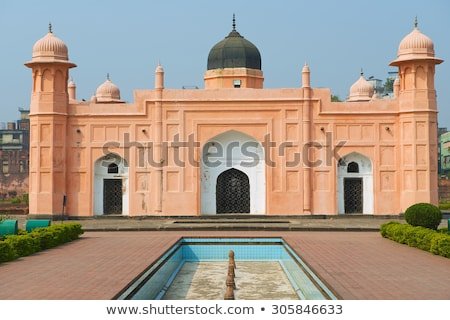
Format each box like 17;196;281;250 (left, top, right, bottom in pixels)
207;26;261;71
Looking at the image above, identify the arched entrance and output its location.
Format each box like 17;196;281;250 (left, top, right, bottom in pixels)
337;152;373;214
201;130;265;215
216;168;250;213
94;154;129;215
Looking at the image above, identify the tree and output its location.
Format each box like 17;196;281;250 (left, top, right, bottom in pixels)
331;94;342;102
384;78;394;93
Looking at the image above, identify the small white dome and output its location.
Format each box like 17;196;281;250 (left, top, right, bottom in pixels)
302;64;310;73
95;75;122;103
348;73;374;102
155;64;164;73
68;78;76;88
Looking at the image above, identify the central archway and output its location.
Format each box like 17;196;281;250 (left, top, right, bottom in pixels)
201;130;265;215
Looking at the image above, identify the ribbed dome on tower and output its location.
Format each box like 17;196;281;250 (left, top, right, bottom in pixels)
390;18;442;66
95;75;123;103
31;24;69;63
348;72;374;102
207;16;261;70
398;28;434;55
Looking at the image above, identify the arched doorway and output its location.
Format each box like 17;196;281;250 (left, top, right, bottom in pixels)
94;154;129;215
337;153;373;214
201;130;265;214
216;168;250;213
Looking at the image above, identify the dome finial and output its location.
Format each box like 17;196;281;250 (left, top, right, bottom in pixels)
232;13;236;31
360;68;364;76
414;16;418;29
48;22;53;33
106;73;110;81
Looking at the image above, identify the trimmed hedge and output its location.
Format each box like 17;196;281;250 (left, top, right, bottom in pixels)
381;222;450;258
30;223;83;250
404;203;442;230
4;234;40;257
0;241;17;262
0;223;83;263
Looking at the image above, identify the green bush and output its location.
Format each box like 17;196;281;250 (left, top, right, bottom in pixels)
30;223;84;250
10;197;21;204
404;203;442;230
30;228;59;249
4;234;40;257
0;241;17;262
430;234;450;258
0;223;83;263
22;193;29;205
439;202;450;210
17;229;28;235
381;222;450;258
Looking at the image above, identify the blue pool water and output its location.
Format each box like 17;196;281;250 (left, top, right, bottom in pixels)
116;238;337;300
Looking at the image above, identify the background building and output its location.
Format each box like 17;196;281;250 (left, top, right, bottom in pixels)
0;108;30;199
439;131;450;176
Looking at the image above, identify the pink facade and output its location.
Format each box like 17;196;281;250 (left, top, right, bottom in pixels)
25;21;443;217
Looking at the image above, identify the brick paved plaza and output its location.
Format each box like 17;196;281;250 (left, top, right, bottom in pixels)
0;231;449;299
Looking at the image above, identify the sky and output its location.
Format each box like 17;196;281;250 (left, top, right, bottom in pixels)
0;0;449;128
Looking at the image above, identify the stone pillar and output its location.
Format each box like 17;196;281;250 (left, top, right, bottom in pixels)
154;64;164;214
302;64;312;214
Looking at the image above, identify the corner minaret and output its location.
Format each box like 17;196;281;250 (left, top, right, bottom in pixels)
390;19;443;209
204;15;264;89
25;24;76;217
301;63;310;88
68;78;76;101
155;63;164;89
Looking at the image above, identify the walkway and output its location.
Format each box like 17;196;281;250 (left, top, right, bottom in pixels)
10;214;449;231
0;231;449;299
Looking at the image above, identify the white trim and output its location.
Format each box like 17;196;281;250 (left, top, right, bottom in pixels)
200;130;266;215
337;153;373;214
93;154;129;216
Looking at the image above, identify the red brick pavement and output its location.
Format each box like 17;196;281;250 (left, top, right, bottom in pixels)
282;232;450;299
0;231;449;299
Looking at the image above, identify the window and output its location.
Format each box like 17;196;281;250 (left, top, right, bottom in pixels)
347;161;359;173
233;79;241;88
107;163;119;174
2;160;9;174
19;160;25;173
444;155;450;166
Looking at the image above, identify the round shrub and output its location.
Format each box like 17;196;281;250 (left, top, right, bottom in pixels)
404;203;442;230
